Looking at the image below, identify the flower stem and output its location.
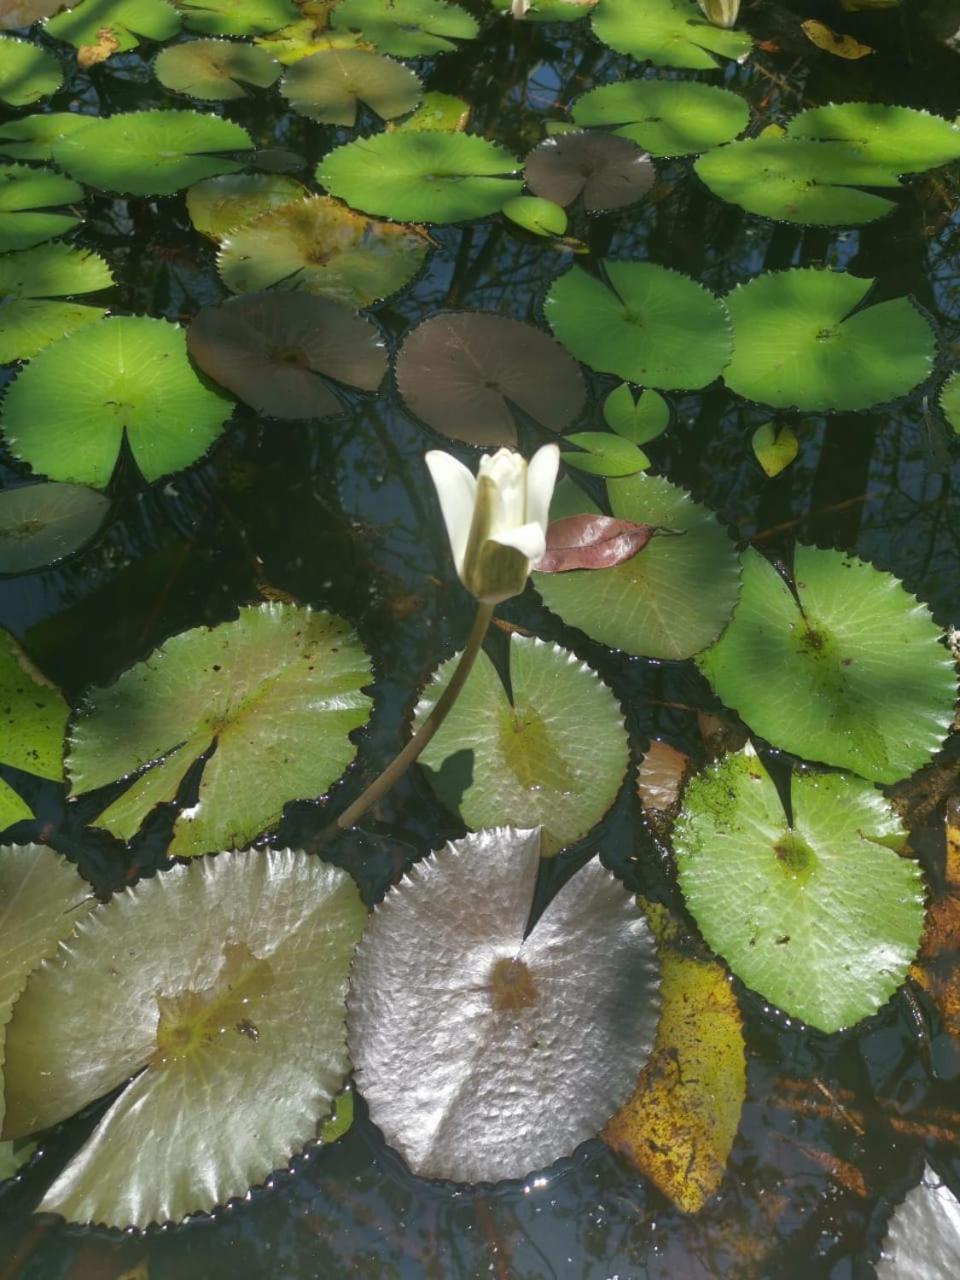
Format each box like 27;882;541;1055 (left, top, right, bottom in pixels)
326;601;495;837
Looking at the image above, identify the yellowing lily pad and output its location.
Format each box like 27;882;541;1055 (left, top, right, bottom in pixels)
349;827;659;1182
414;634;629;856
0;626;69;784
1;848;366;1228
68;604;373;857
280;48;421;125
186;172;307;240
154;37;281;100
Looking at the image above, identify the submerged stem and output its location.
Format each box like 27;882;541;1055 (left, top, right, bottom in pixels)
326;601;495;837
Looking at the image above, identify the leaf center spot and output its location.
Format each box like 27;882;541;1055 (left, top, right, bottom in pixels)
271;345;311;368
772;831;817;881
487;955;538;1013
815;326;839;342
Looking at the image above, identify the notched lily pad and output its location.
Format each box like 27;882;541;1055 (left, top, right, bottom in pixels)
318;131;522;224
1;848;366;1229
281;48;421;125
674;747;924;1032
67;603;373;857
0;628;69;787
394;311;586;447
524;131;654;212
176;0;298;36
0;164;83;254
218;194;428;307
186;172;307;240
0;483;109;574
787;102;960;172
697;544;956;784
414;634;629;856
45;0;181;51
0;35;62;106
1;315;234;488
0;114;90;163
571;79;748;158
349;827;659;1183
0;241;113;363
330;0;478;56
592;0;752;69
154;37;280;100
187;292;387;419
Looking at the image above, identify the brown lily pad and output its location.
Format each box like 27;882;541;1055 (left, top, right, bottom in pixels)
524;131;655;212
395;311;586;447
536;514;658;572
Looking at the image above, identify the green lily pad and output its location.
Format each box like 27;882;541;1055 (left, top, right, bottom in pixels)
502;194;568;235
0;114;90;163
186;172;307;240
154;37;280;100
1;848;366;1228
46;0;181;52
0;627;69;783
674;747;924;1032
786;102;960;172
603;384;670;444
53;110;253;197
0;241;113;363
1;315;234;488
0;164;83;254
394;311;586;447
722;269;935;411
0;783;31;830
0;36;62;106
561;431;649;476
0;845;95;1136
523;131;655;211
940;370;960;433
217;195;428;307
281;48;421;125
330;0;477;56
592;0;752;69
318;131;522;224
533;472;740;659
177;0;297;36
349;828;659;1183
187;292;387;418
67;604;372;856
697;545;956;784
393;89;469;132
0;482;110;573
414;634;629;856
545;260;732;390
253;18;366;64
571;79;748;158
694;136;902;225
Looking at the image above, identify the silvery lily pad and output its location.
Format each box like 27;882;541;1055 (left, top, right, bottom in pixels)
523;131;654;211
0;483;109;574
1;849;366;1229
154;37;281;100
876;1164;960;1280
348;827;659;1183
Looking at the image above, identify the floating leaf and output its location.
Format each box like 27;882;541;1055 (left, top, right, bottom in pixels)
635;741;689;815
676;748;925;1032
254;16;365;63
801;19;872;57
0;164;83;254
0;483;109;574
536;515;658;572
501;194;567;236
533;472;740;659
154;37;280;100
0;782;31;830
545;260;732;390
561;431;649;476
571;79;748;158
218;195;428;307
695;135;902;225
697;545;956;784
318;131;522;223
330;0;477;55
0;1140;35;1180
603;900;745;1214
67;604;372;856
876;1164;960;1280
349;827;659;1182
1;848;366;1228
910;799;960;1043
0;628;69;785
281;48;420;125
751;422;799;477
940;370;960;434
723;269;935;411
46;0;181;51
392;90;469;132
0;36;62;106
187;292;387;419
415;635;628;856
1;0;68;28
0;113;89;163
592;0;752;69
53;110;253;197
787;102;960;172
177;0;297;36
603;384;669;444
2;315;234;488
523;131;654;211
0;241;113;363
186;172;307;240
395;311;585;447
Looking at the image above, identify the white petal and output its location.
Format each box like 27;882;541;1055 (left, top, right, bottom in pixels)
524;444;560;533
424;451;476;574
490;521;546;562
479;450;526;535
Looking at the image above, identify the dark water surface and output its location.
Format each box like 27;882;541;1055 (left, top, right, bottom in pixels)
2;1;960;1276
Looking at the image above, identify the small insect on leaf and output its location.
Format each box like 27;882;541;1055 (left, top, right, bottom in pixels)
801;20;873;59
536;514;660;572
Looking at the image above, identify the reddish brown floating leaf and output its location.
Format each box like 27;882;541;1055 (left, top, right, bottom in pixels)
524;131;655;212
910;796;960;1042
535;514;658;573
636;740;690;815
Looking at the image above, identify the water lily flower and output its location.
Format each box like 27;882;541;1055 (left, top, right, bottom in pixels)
425;444;560;604
696;0;740;27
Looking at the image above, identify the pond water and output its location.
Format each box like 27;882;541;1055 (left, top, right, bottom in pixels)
1;0;960;1276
